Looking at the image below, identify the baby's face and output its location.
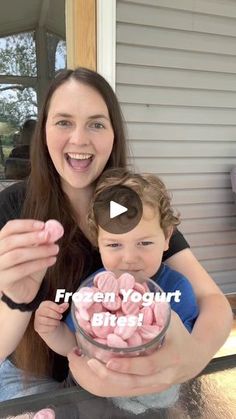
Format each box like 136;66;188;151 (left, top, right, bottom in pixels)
98;205;171;279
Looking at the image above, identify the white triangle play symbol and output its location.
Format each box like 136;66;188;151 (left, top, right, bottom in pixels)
110;200;128;219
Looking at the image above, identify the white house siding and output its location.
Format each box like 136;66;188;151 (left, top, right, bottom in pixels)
116;0;236;293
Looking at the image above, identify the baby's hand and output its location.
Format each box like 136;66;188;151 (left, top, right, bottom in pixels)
34;300;69;337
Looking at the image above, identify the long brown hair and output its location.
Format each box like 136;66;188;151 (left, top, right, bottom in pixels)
13;68;128;377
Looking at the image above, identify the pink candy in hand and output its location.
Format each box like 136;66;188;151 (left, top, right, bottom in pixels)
44;219;64;243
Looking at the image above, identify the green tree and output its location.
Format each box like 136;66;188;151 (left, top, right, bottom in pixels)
0;32;37;128
0;31;37;76
0;31;66;129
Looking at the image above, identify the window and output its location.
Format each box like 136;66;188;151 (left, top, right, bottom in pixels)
0;0;66;180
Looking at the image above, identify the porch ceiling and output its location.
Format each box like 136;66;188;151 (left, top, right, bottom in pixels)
0;0;65;38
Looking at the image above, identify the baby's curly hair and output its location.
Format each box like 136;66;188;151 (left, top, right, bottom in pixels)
88;168;180;246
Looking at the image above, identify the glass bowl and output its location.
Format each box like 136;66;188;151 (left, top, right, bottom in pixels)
71;271;171;364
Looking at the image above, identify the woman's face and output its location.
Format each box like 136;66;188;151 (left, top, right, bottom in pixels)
46;79;114;197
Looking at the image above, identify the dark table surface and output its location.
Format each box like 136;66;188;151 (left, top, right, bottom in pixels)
0;355;235;419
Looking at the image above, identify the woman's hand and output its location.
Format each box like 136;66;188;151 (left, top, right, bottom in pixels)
0;219;59;303
68;311;208;397
67;348;151;397
105;311;209;386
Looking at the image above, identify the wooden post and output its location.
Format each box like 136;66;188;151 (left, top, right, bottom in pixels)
65;0;96;70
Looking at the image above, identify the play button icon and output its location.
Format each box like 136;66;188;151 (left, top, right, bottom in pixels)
110;201;128;219
93;185;143;234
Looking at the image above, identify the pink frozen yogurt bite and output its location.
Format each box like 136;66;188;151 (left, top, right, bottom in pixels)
44;219;64;243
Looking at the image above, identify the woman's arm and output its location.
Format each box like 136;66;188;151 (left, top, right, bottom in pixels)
0;219;59;357
165;248;233;358
0;302;31;359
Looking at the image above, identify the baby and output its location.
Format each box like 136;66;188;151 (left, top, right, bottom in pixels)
34;169;199;413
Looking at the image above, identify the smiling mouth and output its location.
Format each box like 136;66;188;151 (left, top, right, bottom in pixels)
65;152;94;170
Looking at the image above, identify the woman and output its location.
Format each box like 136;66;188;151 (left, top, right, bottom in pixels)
0;68;232;400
